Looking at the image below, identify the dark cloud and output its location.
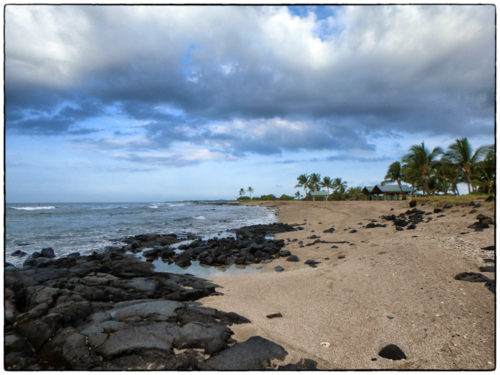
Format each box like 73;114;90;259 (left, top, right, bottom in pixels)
5;5;495;159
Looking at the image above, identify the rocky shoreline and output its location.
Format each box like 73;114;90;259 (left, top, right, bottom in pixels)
5;223;317;370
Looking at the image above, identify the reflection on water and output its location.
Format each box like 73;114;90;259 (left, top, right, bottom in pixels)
151;259;263;278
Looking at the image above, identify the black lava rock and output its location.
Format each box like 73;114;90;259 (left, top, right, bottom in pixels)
11;250;27;257
455;272;490;282
286;255;299;262
479;266;495;272
278;358;318;370
304;259;320;268
323;227;335;233
409;200;417;208
378;344;406;360
266;313;283;319
274;266;285;272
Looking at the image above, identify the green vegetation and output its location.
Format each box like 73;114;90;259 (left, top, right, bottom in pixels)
388;137;494;196
235;137;494;202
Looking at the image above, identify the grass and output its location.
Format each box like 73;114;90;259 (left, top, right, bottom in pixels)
413;193;494;207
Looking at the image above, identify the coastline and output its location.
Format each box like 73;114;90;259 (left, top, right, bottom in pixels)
200;200;495;369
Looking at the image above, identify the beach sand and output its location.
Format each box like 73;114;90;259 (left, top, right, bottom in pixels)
200;200;495;369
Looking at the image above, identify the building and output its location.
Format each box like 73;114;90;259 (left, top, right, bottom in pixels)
362;184;413;200
310;191;329;201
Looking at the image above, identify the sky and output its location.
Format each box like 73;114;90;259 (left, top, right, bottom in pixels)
5;4;495;202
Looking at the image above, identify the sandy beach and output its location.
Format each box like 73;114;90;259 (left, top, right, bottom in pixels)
200;200;495;370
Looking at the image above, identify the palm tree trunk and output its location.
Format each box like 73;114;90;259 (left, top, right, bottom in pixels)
466;173;472;194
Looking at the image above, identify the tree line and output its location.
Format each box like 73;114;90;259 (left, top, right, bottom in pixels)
237;137;494;201
383;138;495;195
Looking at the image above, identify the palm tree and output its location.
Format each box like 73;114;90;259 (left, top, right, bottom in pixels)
443;138;489;194
436;161;460;195
402;142;442;195
382;161;403;192
239;188;245;197
332;177;347;194
295;174;309;197
247;186;254;199
295;191;301;200
320;176;333;199
475;145;495;194
308;173;321;193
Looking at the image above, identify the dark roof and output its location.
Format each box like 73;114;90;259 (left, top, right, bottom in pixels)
363;185;413;194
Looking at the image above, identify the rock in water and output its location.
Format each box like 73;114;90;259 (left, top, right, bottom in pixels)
378;344;406;360
11;250;27;257
40;248;55;258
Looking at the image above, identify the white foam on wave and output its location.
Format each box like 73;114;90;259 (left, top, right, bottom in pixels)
168;203;185;207
11;206;56;211
149;205;159;209
193;215;206;220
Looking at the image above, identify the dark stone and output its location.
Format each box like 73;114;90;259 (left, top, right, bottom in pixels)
323;227;335;233
485;195;494;202
278;250;291;257
286;255;299;262
278;358;318;370
479;266;495;272
366;222;387;228
409;200;417;208
174;252;192;268
204;336;288;370
266;313;282;319
378;344;406;360
304;259;320;268
307;235;320;239
395;226;404;231
349;229;357;233
41;248;56;258
454;272;490;282
407;224;416;230
11;250;27;257
433;208;442;213
468;221;489;231
274;266;284;272
338;255;345;259
331;245;338;249
477;214;494;225
482;245;495;251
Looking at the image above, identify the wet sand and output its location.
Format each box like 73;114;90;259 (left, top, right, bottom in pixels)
200;200;495;369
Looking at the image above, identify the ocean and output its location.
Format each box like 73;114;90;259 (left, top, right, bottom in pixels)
5;201;276;276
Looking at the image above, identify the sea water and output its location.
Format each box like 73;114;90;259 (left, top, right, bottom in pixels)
5;201;276;276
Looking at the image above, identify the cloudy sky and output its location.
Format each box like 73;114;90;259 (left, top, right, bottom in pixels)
5;5;495;202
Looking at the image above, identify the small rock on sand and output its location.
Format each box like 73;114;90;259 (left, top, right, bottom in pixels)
378;344;406;360
266;313;283;319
